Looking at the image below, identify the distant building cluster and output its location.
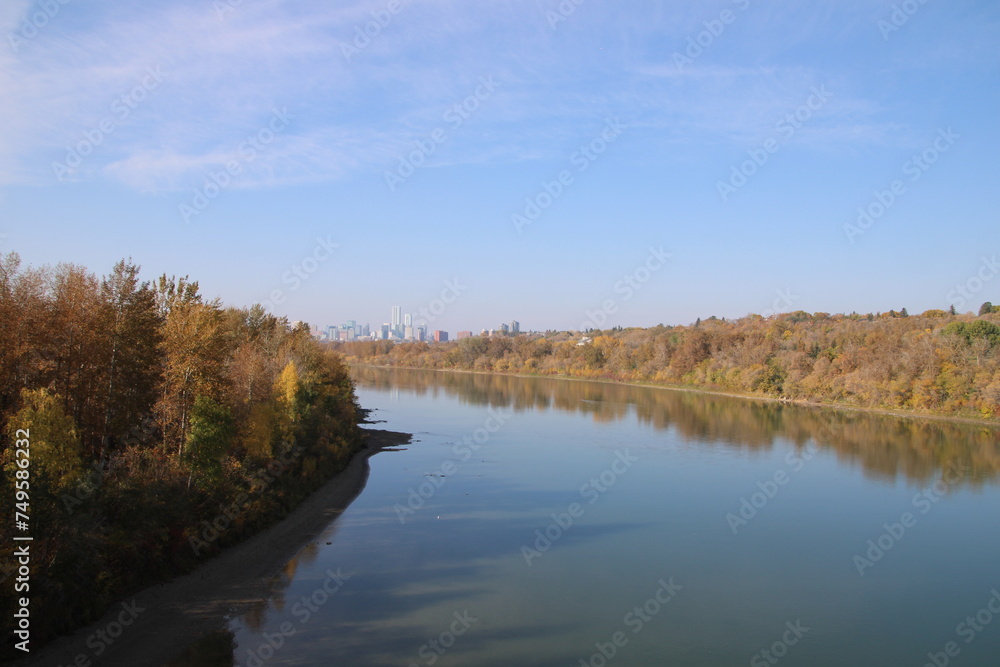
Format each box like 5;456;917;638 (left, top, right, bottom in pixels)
310;307;520;344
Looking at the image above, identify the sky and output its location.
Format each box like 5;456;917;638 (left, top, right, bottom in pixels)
1;0;998;333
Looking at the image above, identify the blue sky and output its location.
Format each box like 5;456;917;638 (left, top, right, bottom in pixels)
2;0;998;333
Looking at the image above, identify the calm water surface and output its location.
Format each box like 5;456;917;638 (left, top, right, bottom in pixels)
177;367;1000;666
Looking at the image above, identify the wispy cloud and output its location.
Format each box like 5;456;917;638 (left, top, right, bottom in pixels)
0;0;916;192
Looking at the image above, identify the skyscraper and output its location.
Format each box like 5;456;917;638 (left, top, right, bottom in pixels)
391;306;401;330
404;313;412;327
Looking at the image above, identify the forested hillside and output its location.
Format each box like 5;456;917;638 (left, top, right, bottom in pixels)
0;253;363;654
339;309;1000;420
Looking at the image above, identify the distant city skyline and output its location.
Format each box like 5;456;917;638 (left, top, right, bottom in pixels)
312;305;521;342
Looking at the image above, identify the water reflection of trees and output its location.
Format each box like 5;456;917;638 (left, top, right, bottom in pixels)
353;366;1000;487
164;628;236;666
166;524;332;665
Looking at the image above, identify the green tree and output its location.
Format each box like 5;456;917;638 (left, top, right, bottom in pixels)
185;395;234;483
980;302;995;316
943;320;1000;347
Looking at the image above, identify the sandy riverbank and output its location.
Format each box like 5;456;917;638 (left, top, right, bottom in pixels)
15;428;411;667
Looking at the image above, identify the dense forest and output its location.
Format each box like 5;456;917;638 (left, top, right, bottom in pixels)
338;308;1000;421
0;253;363;655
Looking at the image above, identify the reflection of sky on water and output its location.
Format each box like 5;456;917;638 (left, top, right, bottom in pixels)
173;368;1000;667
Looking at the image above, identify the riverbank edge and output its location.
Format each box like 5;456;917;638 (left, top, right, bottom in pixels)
348;361;1000;429
13;427;412;667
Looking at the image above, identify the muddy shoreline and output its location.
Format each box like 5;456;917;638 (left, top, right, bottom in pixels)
15;428;411;667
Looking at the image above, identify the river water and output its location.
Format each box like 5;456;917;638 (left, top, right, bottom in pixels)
180;367;1000;666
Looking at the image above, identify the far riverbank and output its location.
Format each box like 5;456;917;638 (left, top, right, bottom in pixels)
346;362;1000;429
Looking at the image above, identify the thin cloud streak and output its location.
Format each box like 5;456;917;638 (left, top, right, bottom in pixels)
1;0;913;191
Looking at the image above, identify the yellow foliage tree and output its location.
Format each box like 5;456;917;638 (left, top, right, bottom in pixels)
4;389;83;490
244;401;276;460
273;361;300;449
158;300;229;455
593;335;622;355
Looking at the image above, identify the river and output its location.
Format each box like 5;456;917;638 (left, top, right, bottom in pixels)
180;366;1000;666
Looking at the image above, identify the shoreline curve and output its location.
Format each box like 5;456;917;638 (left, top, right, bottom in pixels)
15;428;412;667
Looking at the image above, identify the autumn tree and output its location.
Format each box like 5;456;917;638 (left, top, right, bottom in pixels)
99;259;162;456
0;254;369;655
0;253;47;418
156;281;230;455
4;389;83;491
273;360;301;453
45;263;109;457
